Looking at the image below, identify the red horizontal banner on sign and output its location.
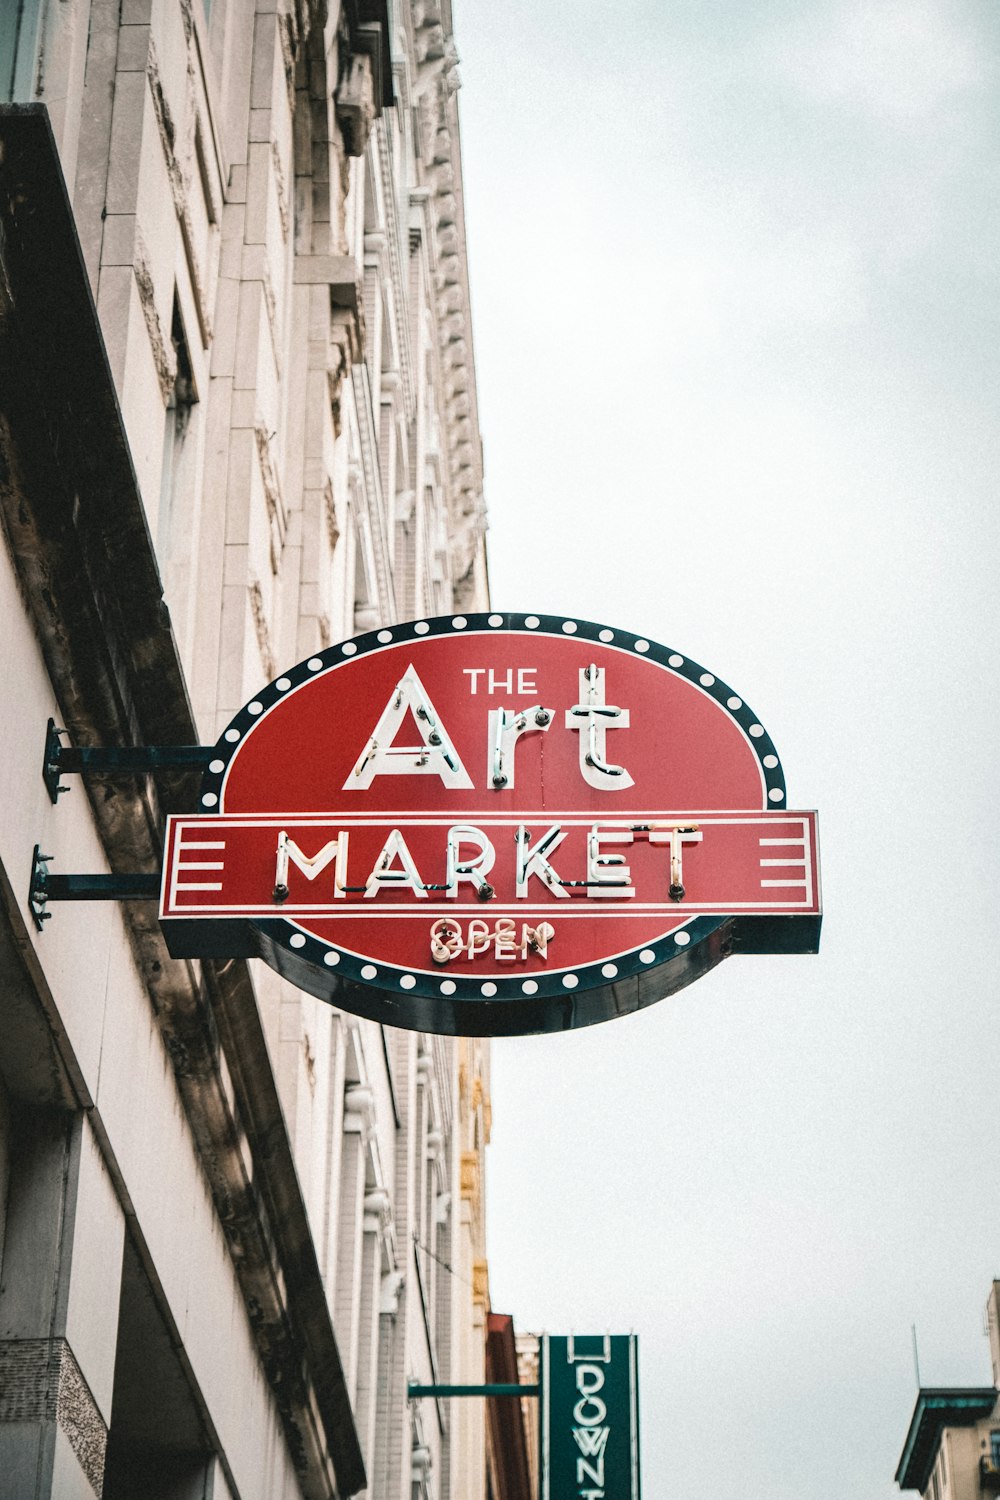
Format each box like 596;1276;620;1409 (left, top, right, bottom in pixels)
162;811;818;918
161;810;818;975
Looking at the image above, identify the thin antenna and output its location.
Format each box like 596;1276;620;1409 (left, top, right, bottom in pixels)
912;1324;922;1390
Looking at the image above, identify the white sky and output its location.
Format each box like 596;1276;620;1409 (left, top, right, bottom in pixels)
454;2;1000;1494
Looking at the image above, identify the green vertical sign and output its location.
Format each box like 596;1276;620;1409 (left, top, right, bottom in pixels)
540;1334;641;1500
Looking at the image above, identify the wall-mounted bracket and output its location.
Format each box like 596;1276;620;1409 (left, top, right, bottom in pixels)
43;718;213;802
406;1382;539;1401
28;844;161;931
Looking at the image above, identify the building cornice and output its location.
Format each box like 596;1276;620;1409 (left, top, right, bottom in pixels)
895;1387;998;1491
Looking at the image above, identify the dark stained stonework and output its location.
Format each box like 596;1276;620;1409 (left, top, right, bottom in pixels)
0;1338;107;1495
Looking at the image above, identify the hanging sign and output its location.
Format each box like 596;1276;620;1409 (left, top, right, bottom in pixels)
159;612;821;1034
540;1334;640;1500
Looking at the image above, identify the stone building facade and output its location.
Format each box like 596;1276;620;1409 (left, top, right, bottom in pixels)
895;1284;1000;1500
484;1315;533;1500
0;1;491;1497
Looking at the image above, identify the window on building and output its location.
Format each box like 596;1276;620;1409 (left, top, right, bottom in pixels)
991;1430;1000;1467
0;4;40;103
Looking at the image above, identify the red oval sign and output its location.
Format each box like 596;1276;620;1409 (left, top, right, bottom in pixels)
160;613;820;1033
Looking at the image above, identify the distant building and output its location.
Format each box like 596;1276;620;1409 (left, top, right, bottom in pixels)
896;1284;1000;1500
0;1;491;1497
485;1315;533;1500
515;1331;542;1500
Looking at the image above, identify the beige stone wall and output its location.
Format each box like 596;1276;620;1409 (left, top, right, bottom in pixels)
516;1333;541;1499
1;0;491;1495
11;0;487;724
925;1422;992;1500
0;447;303;1495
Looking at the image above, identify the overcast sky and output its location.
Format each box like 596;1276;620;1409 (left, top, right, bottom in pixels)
454;2;1000;1495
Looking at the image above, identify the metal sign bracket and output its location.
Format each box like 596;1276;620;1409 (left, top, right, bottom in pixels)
28;845;161;931
407;1383;538;1400
43;718;212;802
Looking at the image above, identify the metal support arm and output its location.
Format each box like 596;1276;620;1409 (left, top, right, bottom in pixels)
28;846;161;931
407;1383;538;1400
43;718;212;801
